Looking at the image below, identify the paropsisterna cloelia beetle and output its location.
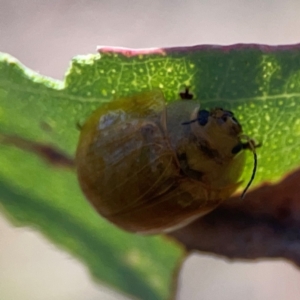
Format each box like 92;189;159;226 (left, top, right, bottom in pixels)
76;88;258;234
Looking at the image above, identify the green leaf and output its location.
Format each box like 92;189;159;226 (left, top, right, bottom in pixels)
0;53;183;300
1;44;300;299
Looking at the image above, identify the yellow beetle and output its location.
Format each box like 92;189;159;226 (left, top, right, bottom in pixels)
76;89;257;234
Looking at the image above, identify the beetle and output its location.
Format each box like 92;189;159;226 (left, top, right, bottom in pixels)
76;89;257;234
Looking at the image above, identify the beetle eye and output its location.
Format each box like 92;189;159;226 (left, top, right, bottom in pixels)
181;109;210;126
197;110;210;126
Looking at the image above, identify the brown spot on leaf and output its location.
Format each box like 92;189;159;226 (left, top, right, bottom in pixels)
168;168;300;267
0;134;75;169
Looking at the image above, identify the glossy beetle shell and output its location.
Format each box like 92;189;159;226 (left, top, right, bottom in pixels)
76;90;247;234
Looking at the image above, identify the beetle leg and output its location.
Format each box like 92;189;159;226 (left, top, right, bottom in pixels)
179;86;194;100
177;153;204;180
76;121;83;130
231;139;261;155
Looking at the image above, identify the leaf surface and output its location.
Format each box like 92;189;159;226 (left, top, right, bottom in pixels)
1;44;300;299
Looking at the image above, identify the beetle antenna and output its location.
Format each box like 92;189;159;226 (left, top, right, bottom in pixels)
240;138;258;199
181;118;198;125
